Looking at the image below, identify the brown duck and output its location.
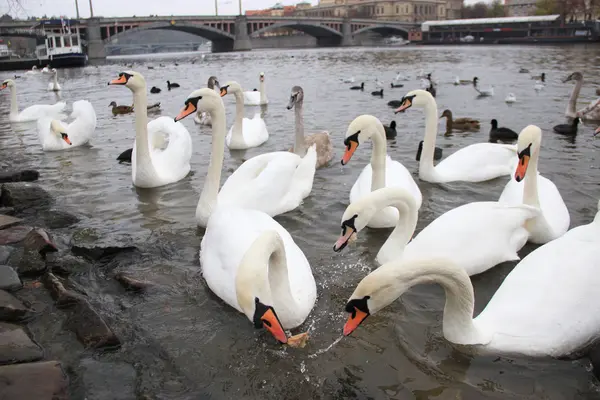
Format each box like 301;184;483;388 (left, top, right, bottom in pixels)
109;101;161;115
440;109;480;134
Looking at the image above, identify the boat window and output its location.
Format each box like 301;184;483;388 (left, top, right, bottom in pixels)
47;37;54;48
55;37;62;48
64;36;71;47
72;35;78;46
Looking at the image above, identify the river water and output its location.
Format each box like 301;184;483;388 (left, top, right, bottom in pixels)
1;45;600;399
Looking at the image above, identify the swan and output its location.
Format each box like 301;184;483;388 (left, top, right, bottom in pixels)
395;90;517;183
37;100;97;151
333;187;539;273
108;71;192;188
342;201;600;359
341;77;355;83
287;85;333;169
505;93;516;103
41;65;51;74
194;76;219;126
24;66;38;75
375;78;384;88
1;79;66;122
473;77;494;97
394;72;409;82
533;81;544;92
201;218;316;344
564;72;600;121
47;68;61;92
498;125;569;244
341;115;422;228
220;81;269;150
243;72;268;106
174;87;316;228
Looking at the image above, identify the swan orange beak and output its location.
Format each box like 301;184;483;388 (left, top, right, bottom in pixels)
394;97;412;113
343;307;368;336
261;308;288;344
333;227;355;252
61;133;72;145
0;82;6;90
515;152;529;182
174;103;196;122
341;140;358;165
219;87;228;97
109;75;127;85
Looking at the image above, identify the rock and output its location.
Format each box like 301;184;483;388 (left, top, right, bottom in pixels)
0;182;53;211
0;325;43;364
0;226;31;245
8;248;47;277
0;214;22;230
115;273;152;291
0;361;68;399
0;169;39;183
43;272;86;307
0;265;21;291
71;228;137;261
0;246;12;264
66;301;120;349
0;289;31;322
23;228;58;258
79;358;136;400
38;209;80;229
0;207;15;216
45;253;91;276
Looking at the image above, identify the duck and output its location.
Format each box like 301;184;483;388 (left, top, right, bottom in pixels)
333;186;539;272
166;80;180;90
0;79;66;122
519;67;530;73
47;68;61;92
453;76;473;85
553;117;580;135
194;76;219;126
473;77;494;97
395;90;517;183
109;101;133;115
243;72;269;106
563;72;600;121
117;148;133;163
383;120;396;139
173;87;317;228
416;140;442;161
531;72;546;82
341;115;422;228
342;200;600;362
286;85;333;169
490;119;518;141
425;74;436;98
150;86;161;94
498;125;569;244
371;89;383;97
37;100;97;151
387;99;403;108
390;83;404;88
350;83;364;90
108;71;192;188
439;109;480;133
505;93;517;103
219;81;269;150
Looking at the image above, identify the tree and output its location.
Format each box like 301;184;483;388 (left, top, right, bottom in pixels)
488;0;506;17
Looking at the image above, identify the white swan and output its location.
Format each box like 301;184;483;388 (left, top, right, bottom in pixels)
1;79;66;122
498;125;569;244
564;72;600;121
342;115;422;228
108;71;192;188
37;100;96;151
201;215;316;344
395;90;517;183
287;85;333;169
41;65;51;74
174;87;316;228
473;77;494;97
47;68;61;92
220;81;269;150
333;187;539;274
243;72;268;106
194;75;219;126
24;66;38;75
343;201;600;359
505;93;516;103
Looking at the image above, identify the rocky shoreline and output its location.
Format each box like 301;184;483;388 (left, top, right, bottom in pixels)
0;170;147;399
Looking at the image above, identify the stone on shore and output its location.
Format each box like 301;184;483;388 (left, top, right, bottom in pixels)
0;246;12;264
71;228;138;261
8;248;47;277
0;289;31;322
115;273;153;291
0;207;15;216
0;182;53;211
23;228;58;257
0;225;32;245
0;361;68;399
43;272;86;307
66;301;120;349
38;209;80;229
0;265;21;291
79;358;136;400
0;323;43;364
46;253;91;276
0;214;22;230
0;169;39;183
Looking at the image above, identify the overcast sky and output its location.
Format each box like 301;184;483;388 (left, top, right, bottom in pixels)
2;0;482;19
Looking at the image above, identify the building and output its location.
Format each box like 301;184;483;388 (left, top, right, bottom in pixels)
246;2;299;16
299;0;462;20
504;0;538;17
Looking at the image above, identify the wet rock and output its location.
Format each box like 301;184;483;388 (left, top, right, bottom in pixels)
0;246;12;264
23;228;58;258
43;272;86;307
79;358;136;400
115;273;152;292
0;324;43;364
0;182;53;211
0;361;68;399
0;225;31;245
0;265;21;291
38;209;80;229
8;248;47;277
0;289;31;322
71;228;137;261
0;214;22;230
0;207;15;216
0;169;39;183
45;252;91;276
66;301;120;348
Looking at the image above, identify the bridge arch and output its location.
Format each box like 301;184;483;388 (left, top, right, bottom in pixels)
103;21;234;45
353;25;409;39
250;21;342;39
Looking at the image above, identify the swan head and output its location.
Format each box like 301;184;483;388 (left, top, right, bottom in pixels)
32;66;37;70
259;72;265;82
515;125;542;182
108;71;145;92
218;81;242;97
0;79;15;90
563;71;582;83
175;88;224;122
393;89;432;113
207;76;220;90
341;115;385;165
51;68;57;74
49;120;71;145
287;86;303;110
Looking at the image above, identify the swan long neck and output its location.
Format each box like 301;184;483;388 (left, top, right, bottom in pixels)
376;191;419;260
259;79;267;103
9;85;18;116
53;72;58;86
293;100;307;156
522;144;541;208
567;78;583;115
419;99;439;175
232;91;244;143
370;125;388;192
197;103;227;224
132;89;155;176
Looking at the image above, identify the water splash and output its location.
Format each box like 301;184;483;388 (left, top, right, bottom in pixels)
308;335;344;359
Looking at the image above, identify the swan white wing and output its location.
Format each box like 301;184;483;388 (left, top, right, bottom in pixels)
243;91;261;106
65;100;97;147
399;202;539;275
434;143;517;182
200;207;316;327
475;216;600;357
498;173;570;243
226;113;269;149
16;102;67;122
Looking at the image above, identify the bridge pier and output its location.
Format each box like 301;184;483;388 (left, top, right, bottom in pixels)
233;16;252;52
341;19;355;47
86;18;107;60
